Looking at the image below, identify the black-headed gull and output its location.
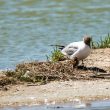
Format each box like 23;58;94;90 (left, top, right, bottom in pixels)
61;36;92;64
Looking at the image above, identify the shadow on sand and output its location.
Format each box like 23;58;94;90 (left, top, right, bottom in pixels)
77;66;107;73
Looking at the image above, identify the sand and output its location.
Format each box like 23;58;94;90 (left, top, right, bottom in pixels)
0;79;110;107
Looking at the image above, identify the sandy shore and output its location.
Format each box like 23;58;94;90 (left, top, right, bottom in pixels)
0;79;110;107
0;48;110;107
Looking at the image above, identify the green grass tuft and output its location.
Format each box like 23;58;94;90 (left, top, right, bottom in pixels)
92;34;110;49
50;47;65;62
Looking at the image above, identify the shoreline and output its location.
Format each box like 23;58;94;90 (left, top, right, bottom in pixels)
0;48;110;107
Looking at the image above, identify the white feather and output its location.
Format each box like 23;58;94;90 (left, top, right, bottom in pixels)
61;41;91;60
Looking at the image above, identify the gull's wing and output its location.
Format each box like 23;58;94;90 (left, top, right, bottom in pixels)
64;46;78;55
61;42;79;56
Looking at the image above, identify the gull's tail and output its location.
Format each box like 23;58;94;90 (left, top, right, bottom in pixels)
50;44;65;50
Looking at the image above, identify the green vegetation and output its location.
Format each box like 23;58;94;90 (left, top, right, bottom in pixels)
48;47;65;62
92;34;110;49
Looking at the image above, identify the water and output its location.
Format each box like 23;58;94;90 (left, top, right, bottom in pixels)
0;0;110;69
1;100;110;110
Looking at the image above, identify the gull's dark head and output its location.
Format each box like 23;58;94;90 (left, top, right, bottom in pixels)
83;35;92;47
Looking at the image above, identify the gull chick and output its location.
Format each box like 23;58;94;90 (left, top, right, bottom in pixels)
61;36;92;64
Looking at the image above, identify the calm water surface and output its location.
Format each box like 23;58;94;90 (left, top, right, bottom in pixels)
0;0;110;69
1;100;110;110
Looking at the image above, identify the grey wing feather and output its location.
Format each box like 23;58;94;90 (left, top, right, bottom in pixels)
65;46;78;55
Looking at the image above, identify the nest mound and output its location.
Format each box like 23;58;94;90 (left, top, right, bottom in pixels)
8;60;107;83
0;60;91;86
15;60;80;81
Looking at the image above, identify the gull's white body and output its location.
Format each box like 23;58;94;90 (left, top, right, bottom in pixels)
61;41;91;60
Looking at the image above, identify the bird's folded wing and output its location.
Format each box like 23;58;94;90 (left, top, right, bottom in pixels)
65;46;78;55
62;44;78;56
